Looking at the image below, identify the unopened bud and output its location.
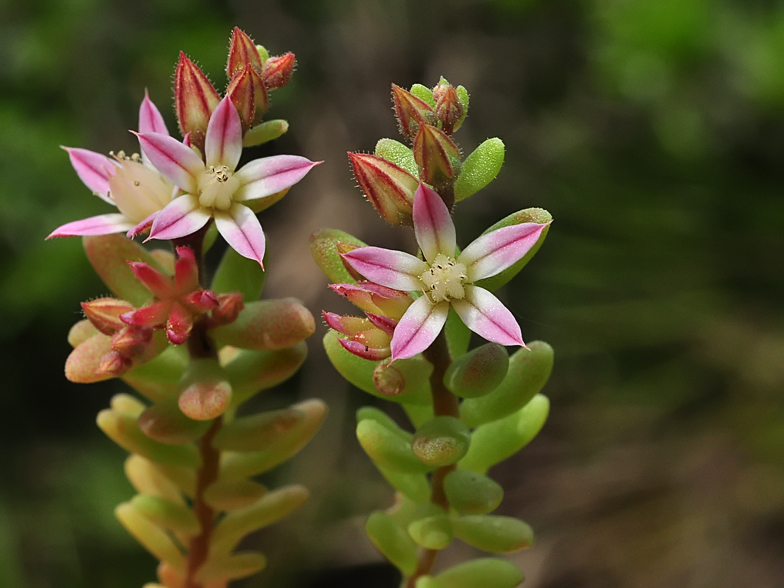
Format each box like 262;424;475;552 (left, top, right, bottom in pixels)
166;303;194;345
226;27;263;78
413;124;461;196
373;360;405;396
392;84;435;141
225;64;257;129
432;82;463;135
98;350;133;376
337;337;390;361
183;289;220;314
262;53;295;90
82;298;135;335
174;52;221;153
349;153;417;226
111;326;153;358
208;292;245;327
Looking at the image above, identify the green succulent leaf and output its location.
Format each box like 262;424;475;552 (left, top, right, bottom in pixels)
410;83;435;107
415;557;524;588
357;406;413;441
195;551;267;583
357;418;434;474
203;479;267;511
115;502;185;573
461;341;553;428
454;138;505;202
408;514;453;550
366;510;419;576
460;394;550;474
377;465;431;503
210;299;315;351
452;515;533;553
412;416;471;467
130;494;200;536
444;343;508;399
375;138;418;177
224;343;308;408
243;119;289;147
443;470;504;515
211;245;266;301
309;228;367;284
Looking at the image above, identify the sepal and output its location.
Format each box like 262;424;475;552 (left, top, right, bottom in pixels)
349;153;417;225
174;51;221;152
413;124;461;194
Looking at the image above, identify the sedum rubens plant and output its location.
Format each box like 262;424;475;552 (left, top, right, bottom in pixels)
312;80;554;588
49;28;325;588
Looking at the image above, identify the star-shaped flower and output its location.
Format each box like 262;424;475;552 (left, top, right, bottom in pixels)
136;96;319;266
48;92;177;239
342;184;549;361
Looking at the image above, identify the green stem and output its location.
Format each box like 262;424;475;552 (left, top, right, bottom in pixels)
405;331;458;587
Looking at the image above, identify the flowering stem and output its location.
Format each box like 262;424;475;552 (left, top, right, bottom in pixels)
406;331;458;587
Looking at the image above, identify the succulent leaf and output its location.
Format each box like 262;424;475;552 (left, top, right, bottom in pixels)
444;343;508;399
357;418;434;474
454;138;505;202
443;470;503;515
366;510;419;576
211;245;266;301
451;515;533;553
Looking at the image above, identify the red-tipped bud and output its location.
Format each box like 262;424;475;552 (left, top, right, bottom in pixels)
208;292;245;328
98;350;133;377
337;337;391;361
166;302;194;345
433;82;463;135
349;153;417;226
373;360;406;396
120;301;170;329
365;312;397;337
262;52;296;90
174;246;199;292
129;261;174;299
413;124;461;196
82;298;136;335
183;289;219;314
227;27;263;78
111;326;153;358
329;282;413;319
226;64;257;129
174;52;221;152
322;311;372;336
392;84;436;141
336;243;366;282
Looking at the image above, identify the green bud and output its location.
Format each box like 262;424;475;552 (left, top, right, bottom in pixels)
219;399;327;480
211;245;265;301
445;308;471;359
443;470;503;515
309;228;368;284
83;234;165;307
196;551;267;583
243;119;289;147
454;138;505;202
412;417;471;467
210;299;315;351
461;342;553;427
452;515;533;553
224;343;308;408
366;510;418;576
210;485;309;557
460;394;550;474
130;494;200;536
97;409;201;468
474;208;552;292
204;479;267;511
408;514;453;550
415;557;523;588
375;138;418;177
444;343;508;399
357;419;434;474
115;502;185;572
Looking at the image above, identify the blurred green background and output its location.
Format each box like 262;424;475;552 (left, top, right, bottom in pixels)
1;0;783;586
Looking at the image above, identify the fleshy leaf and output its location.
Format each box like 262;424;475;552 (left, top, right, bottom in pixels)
115;502;185;572
204;479;267;511
138;401;211;444
451;515;533;553
211;244;265;301
408;514;453;550
309;228;368;285
461;342;553;428
243;119;289;147
375;138;418;177
365;510;418;577
195;551;267;583
224;344;308;408
416;557;523;588
444;343;508;399
459;394;550;474
129;494;201;536
213;406;305;452
356;418;433;474
443;470;504;516
454;138;505;202
210;299;314;350
411;416;471;467
178;358;232;421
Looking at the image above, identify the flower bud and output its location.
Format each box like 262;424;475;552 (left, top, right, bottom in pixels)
373;360;405;396
111;326;154;358
349;153;417;226
208;292;245;328
329;282;412;319
432;81;464;135
99;350;133;377
392;84;436;141
174;52;221;153
82;298;136;335
413;124;461;195
262;53;295;90
225;64;257;129
226;27;263;78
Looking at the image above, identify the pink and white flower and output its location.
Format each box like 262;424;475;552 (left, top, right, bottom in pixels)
136;96;319;267
48;92;177;239
342;184;549;361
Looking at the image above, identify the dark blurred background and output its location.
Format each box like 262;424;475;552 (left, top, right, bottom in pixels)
2;0;784;586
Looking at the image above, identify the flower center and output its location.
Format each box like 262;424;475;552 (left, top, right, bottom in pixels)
197;165;240;211
419;253;468;303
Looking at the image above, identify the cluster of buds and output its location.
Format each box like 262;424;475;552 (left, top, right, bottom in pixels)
176;27;296;152
349;78;471;226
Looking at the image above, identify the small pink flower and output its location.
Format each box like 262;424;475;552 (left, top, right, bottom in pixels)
342;184;549;361
47;92;177;239
137;96;320;267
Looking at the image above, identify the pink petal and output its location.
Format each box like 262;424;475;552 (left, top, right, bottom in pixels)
338;337;391;361
46;213;134;239
459;222;550;282
63;147;116;204
214;203;266;267
451;285;525;347
138;90;169;136
174;246;199;293
128;261;174;299
390;296;449;361
166;302;194;344
234;155;320;202
133;131;202;193
121;301;171;328
365;312;397;337
148;194;211;241
204;96;242;171
126;211;158;238
342;247;427;291
413;183;456;263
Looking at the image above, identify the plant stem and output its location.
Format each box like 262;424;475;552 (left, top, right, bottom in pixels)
405;331;458;587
